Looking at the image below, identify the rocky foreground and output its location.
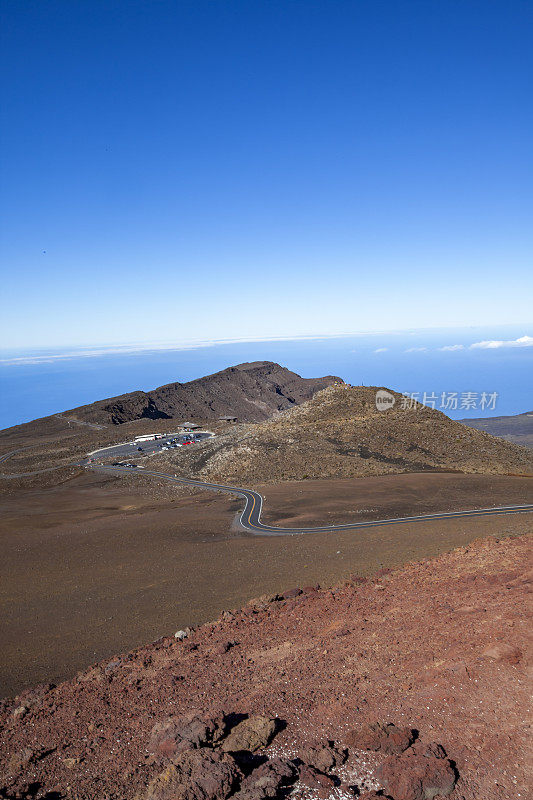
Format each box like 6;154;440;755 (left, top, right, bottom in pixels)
0;532;531;800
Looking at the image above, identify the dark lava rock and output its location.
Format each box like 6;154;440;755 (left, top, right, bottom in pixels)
298;741;346;773
145;748;241;800
220;716;277;753
298;764;337;799
247;594;277;610
409;741;447;759
233;757;297;799
216;640;238;655
346;721;415;754
6;746;43;778
149;712;226;758
377;750;457;800
281;588;302;600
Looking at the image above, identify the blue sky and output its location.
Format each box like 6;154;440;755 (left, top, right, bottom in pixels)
1;0;532;349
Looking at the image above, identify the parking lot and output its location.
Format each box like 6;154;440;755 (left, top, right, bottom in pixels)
84;430;214;466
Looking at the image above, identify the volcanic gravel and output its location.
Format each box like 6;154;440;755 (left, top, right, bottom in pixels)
0;532;530;799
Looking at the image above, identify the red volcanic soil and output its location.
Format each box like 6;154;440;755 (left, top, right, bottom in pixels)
0;533;531;800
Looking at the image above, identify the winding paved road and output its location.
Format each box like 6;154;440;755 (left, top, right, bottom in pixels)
94;465;533;537
2;448;532;535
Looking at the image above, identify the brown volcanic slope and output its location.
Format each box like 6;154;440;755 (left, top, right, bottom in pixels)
165;384;533;483
1;533;530;800
66;362;343;425
460;409;533;449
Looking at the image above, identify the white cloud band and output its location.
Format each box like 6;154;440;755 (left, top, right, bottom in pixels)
470;335;533;350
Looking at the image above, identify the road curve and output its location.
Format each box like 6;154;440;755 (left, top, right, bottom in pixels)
0;448;76;478
94;465;533;537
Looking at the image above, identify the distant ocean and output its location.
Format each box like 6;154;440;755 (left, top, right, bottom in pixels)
1;325;532;430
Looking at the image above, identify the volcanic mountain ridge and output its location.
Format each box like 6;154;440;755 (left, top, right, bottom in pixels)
65;362;343;426
460;408;533;450
162;384;533;483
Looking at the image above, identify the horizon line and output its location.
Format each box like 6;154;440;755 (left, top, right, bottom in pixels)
1;324;532;366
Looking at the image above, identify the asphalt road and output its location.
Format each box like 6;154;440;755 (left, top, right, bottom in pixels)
2;446;532;535
0;448;62;478
94;465;533;537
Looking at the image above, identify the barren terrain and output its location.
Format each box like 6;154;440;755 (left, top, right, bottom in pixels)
1;376;532;799
1;532;530;799
1;469;532;699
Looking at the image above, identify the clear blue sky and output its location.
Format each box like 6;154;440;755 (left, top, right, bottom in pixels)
1;0;531;349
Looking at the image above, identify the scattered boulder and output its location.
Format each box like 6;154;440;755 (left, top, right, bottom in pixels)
145;749;241;800
377;749;457;800
215;640;238;655
149;712;227;758
481;642;522;664
233;757;297;799
220;716;278;754
298;764;337;799
12;705;28;720
104;658;123;675
298;741;346;773
409;742;447;759
76;665;105;684
346;721;415;754
63;756;83;768
247;594;277;610
7;747;37;776
281;588;302;600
